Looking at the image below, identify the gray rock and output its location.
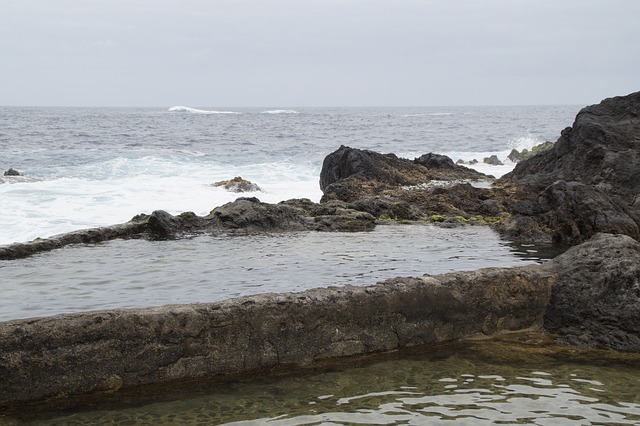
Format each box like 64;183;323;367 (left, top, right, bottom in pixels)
544;233;640;350
483;155;503;166
497;91;640;243
3;168;20;176
212;176;261;193
0;259;554;407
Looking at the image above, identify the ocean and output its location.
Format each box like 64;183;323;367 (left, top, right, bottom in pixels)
0;105;580;246
0;104;580;321
5;104;640;425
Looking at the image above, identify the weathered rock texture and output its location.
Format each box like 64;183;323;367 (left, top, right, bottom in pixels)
497;91;640;243
544;233;640;350
0;262;555;407
0;198;375;260
212;176;261;193
3;168;20;176
320;145;489;202
318;92;640;244
319;145;499;223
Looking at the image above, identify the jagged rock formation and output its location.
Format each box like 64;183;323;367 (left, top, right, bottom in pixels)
497;91;640;243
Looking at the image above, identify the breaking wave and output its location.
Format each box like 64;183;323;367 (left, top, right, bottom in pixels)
168;106;241;115
261;109;299;114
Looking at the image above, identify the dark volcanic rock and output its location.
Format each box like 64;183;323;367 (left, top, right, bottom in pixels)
319;145;434;192
213;176;261;193
506;92;640;192
544;233;640;350
209;197;308;231
0;198;375;260
3;168;20;176
414;152;456;169
497;91;640;243
483;155;503;166
319;146;492;222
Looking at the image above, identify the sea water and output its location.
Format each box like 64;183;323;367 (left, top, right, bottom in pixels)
0;105;579;245
5;105;625;425
7;336;640;425
0;224;557;322
0;104;579;321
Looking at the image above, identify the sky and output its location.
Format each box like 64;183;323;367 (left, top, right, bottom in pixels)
1;0;638;107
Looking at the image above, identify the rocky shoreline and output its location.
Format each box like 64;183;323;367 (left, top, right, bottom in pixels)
1;91;639;408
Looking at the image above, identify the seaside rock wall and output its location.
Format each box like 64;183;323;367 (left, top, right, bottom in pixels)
0;263;554;407
498;91;640;243
0;198;376;261
544;233;640;350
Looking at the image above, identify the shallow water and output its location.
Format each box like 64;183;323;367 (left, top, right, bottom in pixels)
0;224;555;322
8;334;640;425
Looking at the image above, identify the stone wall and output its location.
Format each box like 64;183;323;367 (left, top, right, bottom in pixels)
0;264;554;407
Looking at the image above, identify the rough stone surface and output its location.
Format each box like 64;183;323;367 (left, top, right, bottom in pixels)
212;176;261;193
3;168;20;176
0;263;554;407
498;91;640;243
0;198;375;260
544;233;640;350
483;155;503;166
320;145;488;196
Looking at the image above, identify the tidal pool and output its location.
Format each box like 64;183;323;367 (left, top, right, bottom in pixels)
0;224;556;322
5;333;640;425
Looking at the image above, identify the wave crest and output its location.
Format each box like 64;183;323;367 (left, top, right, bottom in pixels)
168;106;241;115
261;109;299;114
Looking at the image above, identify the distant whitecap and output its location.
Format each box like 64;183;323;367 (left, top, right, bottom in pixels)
261;109;299;114
168;106;241;115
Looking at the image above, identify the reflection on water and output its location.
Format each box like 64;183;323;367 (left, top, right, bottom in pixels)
8;334;640;425
0;224;557;321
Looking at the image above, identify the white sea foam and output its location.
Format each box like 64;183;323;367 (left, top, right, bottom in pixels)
168;106;241;115
401;112;454;117
0;157;322;245
507;133;548;151
260;109;299;114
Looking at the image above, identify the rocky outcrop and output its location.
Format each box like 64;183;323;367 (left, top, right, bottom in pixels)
0;198;375;260
319;145;495;222
544;233;640;350
320;145;488;196
483;155;503;166
212;176;261;193
507;141;555;163
3;168;20;176
0;259;555;407
497;91;640;244
317;92;640;244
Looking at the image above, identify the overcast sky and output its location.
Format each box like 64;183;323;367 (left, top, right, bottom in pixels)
1;0;638;107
